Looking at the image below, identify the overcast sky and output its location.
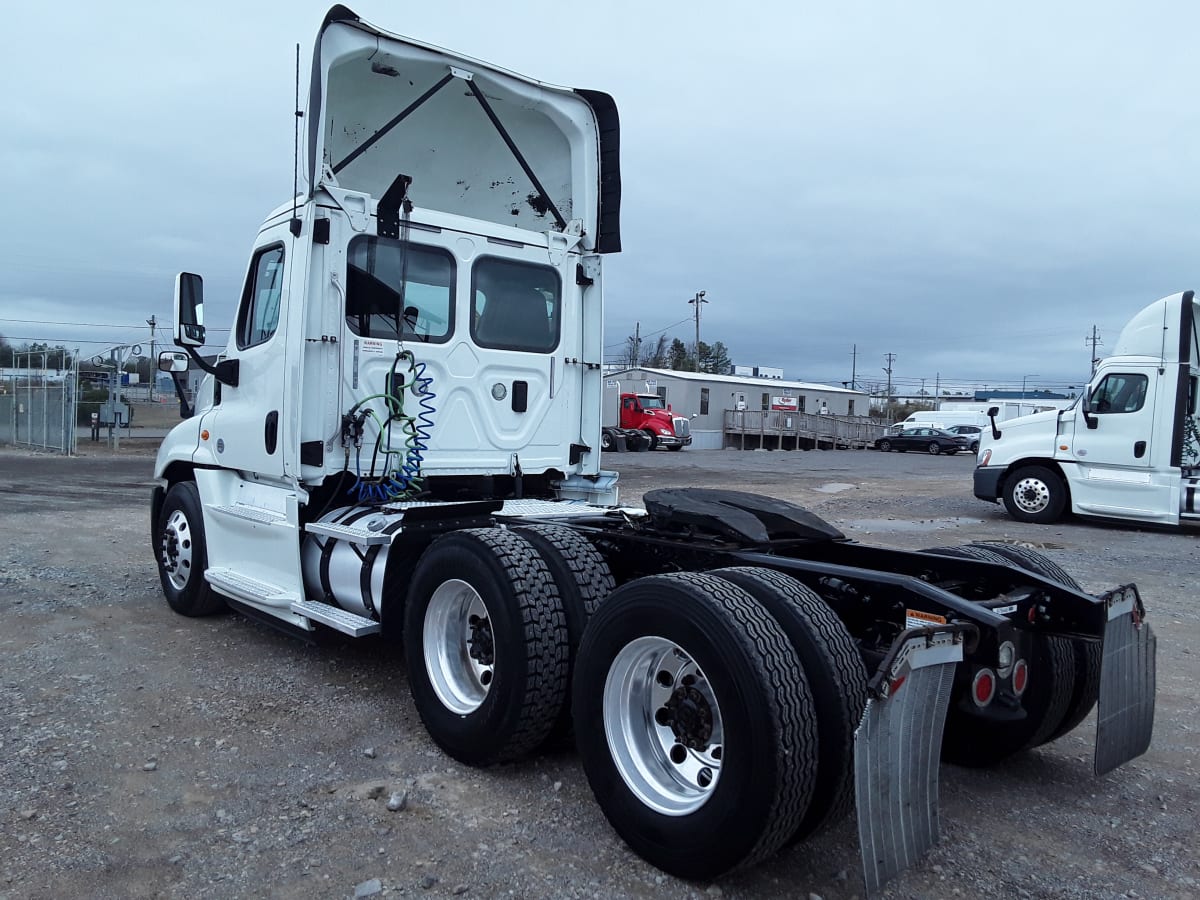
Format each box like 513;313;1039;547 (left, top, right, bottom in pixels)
4;1;1199;396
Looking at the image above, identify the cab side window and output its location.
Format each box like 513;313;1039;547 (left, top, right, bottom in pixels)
1091;373;1149;414
236;245;285;350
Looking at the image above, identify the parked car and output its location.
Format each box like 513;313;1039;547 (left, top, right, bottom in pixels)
942;424;983;452
875;427;972;455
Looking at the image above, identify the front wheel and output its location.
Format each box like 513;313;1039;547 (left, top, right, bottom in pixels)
878;440;892;452
600;430;614;451
154;481;224;617
928;441;941;455
644;431;659;451
1003;465;1067;523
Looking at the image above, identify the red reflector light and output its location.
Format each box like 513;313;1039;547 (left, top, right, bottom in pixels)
1012;659;1029;696
972;669;996;707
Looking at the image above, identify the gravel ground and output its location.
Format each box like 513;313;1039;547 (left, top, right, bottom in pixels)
0;445;1196;900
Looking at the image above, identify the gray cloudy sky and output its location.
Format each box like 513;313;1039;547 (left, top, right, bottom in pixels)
3;0;1198;396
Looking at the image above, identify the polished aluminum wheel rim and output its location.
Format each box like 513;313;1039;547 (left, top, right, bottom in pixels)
160;509;194;591
1012;477;1051;514
603;636;724;816
424;579;493;715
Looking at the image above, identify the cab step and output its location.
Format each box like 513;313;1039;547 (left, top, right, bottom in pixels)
209;503;289;526
206;568;299;606
290;600;381;637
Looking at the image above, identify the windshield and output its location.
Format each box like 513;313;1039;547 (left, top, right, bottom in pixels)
638;396;666;409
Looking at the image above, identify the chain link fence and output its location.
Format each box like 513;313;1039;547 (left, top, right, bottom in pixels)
0;355;80;454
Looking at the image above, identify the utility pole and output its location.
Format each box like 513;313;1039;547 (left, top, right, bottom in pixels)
146;315;157;401
688;291;707;372
633;321;642;368
934;372;941;401
850;344;857;390
882;353;895;401
1087;325;1102;374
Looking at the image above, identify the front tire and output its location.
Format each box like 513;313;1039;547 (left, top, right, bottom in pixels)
928;441;941;455
1003;465;1067;523
644;431;659;451
600;430;614;451
573;572;817;879
404;529;569;766
154;481;224;617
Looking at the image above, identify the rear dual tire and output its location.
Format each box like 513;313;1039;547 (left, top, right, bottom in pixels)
403;529;570;766
573;572;818;879
923;544;1084;766
574;567;869;878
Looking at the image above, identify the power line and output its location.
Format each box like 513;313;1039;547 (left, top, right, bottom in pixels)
603;316;693;349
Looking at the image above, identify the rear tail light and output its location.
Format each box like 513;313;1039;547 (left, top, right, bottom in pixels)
1012;659;1029;696
971;668;996;707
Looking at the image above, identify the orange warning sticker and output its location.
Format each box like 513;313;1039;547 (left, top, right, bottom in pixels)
905;609;948;629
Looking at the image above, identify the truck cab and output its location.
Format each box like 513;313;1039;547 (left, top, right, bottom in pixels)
975;290;1200;526
617;391;691;450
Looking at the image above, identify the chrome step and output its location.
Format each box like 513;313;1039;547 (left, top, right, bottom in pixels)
210;503;288;525
304;521;392;545
291;600;380;637
206;568;298;605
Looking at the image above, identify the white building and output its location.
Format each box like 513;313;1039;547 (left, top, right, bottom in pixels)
606;367;868;450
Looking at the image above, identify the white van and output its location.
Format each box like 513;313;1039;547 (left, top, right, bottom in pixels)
888;410;988;434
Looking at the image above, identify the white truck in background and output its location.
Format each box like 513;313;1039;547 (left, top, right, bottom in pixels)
975;290;1200;526
149;6;1156;891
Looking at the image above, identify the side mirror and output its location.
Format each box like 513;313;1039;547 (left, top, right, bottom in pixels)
174;272;206;347
986;406;1002;440
1082;394;1098;429
158;351;189;373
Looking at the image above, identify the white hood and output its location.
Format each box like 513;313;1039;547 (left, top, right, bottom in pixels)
306;5;621;252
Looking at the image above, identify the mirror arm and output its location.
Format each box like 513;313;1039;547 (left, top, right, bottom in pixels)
182;346;239;387
168;371;194;419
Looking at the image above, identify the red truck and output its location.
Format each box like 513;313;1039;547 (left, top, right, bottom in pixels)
603;391;692;451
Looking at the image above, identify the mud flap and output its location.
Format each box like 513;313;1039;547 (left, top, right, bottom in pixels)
854;627;966;897
1094;585;1156;776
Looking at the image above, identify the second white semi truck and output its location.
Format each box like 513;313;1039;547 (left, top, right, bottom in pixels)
975;291;1199;527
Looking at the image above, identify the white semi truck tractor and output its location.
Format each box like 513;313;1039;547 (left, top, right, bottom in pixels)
152;7;1156;891
975;291;1199;527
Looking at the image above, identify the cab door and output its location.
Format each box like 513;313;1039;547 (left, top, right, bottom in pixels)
1074;371;1156;469
204;222;301;479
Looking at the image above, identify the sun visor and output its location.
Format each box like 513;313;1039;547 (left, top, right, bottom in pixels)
307;7;620;252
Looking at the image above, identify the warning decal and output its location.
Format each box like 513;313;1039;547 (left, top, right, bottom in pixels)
905;608;948;629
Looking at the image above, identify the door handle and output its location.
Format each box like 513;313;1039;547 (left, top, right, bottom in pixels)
264;410;279;455
511;381;529;413
1133;440;1146;459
